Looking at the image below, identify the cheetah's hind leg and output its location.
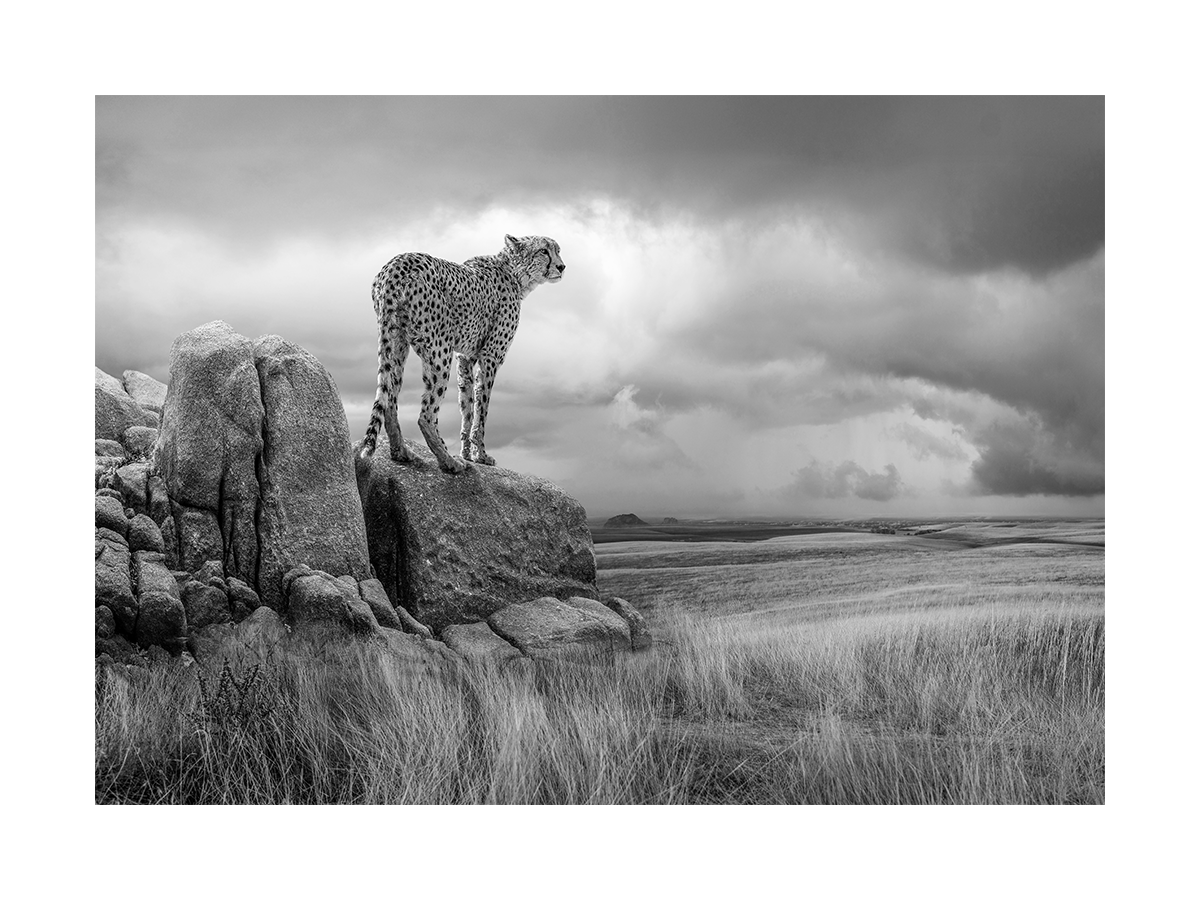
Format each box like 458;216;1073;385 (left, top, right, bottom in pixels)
383;341;411;463
417;347;467;474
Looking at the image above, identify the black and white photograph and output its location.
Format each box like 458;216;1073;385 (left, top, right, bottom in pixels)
93;95;1106;807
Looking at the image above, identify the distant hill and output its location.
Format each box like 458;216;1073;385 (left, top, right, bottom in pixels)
603;513;648;528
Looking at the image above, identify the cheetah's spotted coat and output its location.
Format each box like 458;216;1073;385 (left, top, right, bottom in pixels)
360;234;565;473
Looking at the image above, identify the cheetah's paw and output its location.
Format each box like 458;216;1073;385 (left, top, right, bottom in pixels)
441;455;468;474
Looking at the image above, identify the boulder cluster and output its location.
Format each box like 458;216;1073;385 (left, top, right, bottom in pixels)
95;320;651;671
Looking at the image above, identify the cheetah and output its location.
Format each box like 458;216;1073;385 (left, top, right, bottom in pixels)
359;234;565;474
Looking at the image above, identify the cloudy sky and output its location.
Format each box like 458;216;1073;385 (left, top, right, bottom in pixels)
96;96;1103;520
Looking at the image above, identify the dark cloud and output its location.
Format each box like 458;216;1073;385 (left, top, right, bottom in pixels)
790;460;905;502
668;241;1103;498
97;96;1102;275
889;422;969;462
965;417;1104;497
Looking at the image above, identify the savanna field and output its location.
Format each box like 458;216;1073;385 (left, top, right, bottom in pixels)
95;519;1104;804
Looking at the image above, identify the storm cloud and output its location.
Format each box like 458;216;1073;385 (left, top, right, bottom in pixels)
96;96;1104;517
790;460;906;502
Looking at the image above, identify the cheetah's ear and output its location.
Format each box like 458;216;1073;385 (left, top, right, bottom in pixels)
504;234;521;250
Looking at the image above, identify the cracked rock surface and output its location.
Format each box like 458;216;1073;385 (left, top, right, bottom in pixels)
356;438;599;633
156;321;371;610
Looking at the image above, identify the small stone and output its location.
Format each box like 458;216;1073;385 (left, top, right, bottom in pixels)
488;596;631;657
95;487;124;502
122;369;168;412
96;539;137;635
96;634;140;664
562;595;633;635
127;514;165;553
602;597;653;651
357;578;403;630
441;622;522;662
96;605;116;639
114;462;150;513
346;596;380;635
226;577;261;611
286;567;380;637
195;559;227;590
147;475;171;525
234;606;288;654
175;507;223;573
161;518;179;569
96;495;128;535
135;592;187;653
183;581;231;629
145;644;172;666
95;439;127;459
96;527;128;548
122;425;159;458
135;551;180;599
187;622;235;662
96;366;157;442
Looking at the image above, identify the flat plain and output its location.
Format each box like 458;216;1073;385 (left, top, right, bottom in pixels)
593;519;1104;626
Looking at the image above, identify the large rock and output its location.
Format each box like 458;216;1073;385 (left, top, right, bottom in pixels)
253;334;372;607
487;596;631;658
155;322;370;610
285;567;379;636
157;321;264;591
356;439;599;633
96;367;157;442
122;370;168;413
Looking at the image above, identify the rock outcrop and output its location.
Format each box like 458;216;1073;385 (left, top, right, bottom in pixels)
155;321;371;610
96;324;651;669
356;438;598;633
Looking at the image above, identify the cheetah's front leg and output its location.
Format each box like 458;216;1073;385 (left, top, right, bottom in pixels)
456;355;477;461
418;347;467;474
469;357;500;466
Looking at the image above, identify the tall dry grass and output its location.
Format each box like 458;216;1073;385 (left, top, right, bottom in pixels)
96;605;1103;804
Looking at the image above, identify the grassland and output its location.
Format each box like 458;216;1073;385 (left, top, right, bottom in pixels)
95;520;1103;804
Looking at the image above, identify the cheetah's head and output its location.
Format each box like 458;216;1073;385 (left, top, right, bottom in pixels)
504;234;565;286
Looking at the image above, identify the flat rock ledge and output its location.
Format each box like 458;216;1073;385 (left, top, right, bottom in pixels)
356;437;599;634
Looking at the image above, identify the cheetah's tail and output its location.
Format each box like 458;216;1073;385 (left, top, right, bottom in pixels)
361;395;385;459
